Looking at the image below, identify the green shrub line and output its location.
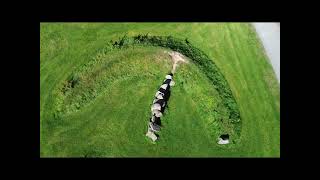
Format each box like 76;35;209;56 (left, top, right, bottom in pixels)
112;34;241;135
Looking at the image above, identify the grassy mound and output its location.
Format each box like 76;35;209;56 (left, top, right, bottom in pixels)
44;46;235;157
53;35;241;140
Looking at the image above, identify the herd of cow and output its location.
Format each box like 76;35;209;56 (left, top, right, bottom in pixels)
146;73;229;144
146;73;175;141
145;73;229;144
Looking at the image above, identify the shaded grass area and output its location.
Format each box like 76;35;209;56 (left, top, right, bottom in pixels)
40;23;280;157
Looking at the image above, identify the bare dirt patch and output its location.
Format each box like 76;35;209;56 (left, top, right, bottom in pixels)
164;51;189;74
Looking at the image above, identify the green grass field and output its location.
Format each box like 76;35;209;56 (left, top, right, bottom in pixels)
40;23;280;157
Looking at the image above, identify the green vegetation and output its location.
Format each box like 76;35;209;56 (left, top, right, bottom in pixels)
40;23;280;157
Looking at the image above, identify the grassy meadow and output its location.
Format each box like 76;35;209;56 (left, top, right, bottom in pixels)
40;23;280;157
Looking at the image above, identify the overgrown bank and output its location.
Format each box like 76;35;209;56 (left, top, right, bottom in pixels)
53;34;242;137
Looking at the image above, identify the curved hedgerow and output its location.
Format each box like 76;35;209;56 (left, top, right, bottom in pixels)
113;34;241;135
53;34;241;137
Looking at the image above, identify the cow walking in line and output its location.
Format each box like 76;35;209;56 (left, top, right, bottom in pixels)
146;73;174;141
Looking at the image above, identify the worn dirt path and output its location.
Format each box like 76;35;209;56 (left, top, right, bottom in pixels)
166;51;188;74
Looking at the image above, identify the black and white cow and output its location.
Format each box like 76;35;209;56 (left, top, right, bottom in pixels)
147;73;175;141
